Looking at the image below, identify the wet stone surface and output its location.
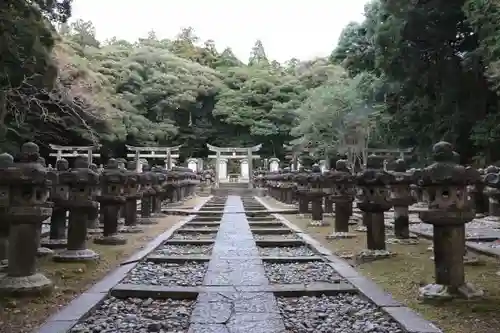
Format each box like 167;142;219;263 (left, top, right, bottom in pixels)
122;261;208;286
153;244;213;256
264;261;342;284
258;246;315;257
253;233;301;240
170;232;217;240
70;297;194;333
277;295;404;333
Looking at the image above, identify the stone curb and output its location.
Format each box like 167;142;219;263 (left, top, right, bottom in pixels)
254;196;443;333
35;196;213;333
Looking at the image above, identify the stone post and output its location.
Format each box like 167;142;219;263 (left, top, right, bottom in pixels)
151;167;168;215
355;154;395;262
417;141;483;301
86;163;101;234
41;158;69;249
387;159;419;245
94;159;127;245
326;159;356;239
139;166;157;225
282;168;294;204
121;161;143;233
294;168;310;218
53;156;100;262
307;164;329;226
0;143;53;295
469;168;488;216
484;165;500;220
0;153;14;265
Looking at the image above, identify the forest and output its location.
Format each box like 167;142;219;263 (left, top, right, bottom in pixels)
2;0;500;165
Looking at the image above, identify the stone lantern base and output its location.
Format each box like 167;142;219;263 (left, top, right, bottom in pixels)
386;237;419;245
419;282;483;302
94;234;127;245
119;226;143;234
53;249;99;262
139;218;159;225
355;249;395;263
326;231;356;239
308;220;330;227
0;273;52;296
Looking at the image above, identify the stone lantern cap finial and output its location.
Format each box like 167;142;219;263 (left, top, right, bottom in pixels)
415;142;479;186
7;142;50;185
389;158;415;184
56;158;69;171
0;153;14;168
311;164;321;173
356;154;395;186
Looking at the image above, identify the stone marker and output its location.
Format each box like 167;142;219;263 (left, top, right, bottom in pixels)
417;141;483;301
0;153;14;266
387;159;419;245
86;163;101;234
355;154;395;261
326;159;356;239
53;156;100;262
0;142;53;295
139;165;157;225
121;161;143;233
306;164;329;226
294;167;310;218
484;165;500;220
94;158;127;245
42;158;69;249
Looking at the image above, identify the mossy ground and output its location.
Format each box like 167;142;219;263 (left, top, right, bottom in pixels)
0;196;206;333
261;196;500;333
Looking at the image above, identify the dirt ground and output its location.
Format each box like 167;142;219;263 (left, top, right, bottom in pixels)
0;196;206;333
260;196;500;333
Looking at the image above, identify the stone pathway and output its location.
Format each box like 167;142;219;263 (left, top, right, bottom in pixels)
38;195;441;333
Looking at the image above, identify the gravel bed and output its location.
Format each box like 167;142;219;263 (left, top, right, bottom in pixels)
258;246;315;257
264;261;341;284
154;244;213;256
70;297;194;333
178;225;219;231
170;233;217;240
277;294;404;333
253;233;301;240
122;261;207;286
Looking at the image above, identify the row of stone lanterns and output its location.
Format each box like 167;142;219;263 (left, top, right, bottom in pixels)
263;141;484;301
0;142;199;296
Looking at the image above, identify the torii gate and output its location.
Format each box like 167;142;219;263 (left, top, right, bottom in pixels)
126;145;181;172
207;143;262;189
49;144;101;164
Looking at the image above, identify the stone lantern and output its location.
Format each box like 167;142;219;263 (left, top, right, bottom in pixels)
0;153;14;266
94;158;127;246
483;165;500;220
121;161;143;233
355;154;395;261
280;167;295;205
165;167;178;204
0;143;53;295
87;163;101;233
266;171;279;201
416;141;483;301
294;167;311;218
306;164;329;226
139;166;157;225
53;156;100;262
387;159;419;245
469;167;488;217
41;158;69;249
151;167;168;214
326;159;356;239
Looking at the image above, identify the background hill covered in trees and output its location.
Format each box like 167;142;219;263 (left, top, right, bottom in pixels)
3;0;500;165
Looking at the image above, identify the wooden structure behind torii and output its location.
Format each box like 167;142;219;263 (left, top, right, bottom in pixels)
207;143;262;189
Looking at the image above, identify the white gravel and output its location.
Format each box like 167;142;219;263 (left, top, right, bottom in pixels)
264;261;342;284
258;246;315;257
278;294;404;333
122;261;207;286
154;244;213;256
70;297;194;333
170;233;217;240
253;234;301;240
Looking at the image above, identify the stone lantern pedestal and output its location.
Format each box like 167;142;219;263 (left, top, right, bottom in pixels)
139;169;157;225
307;165;328;226
53;157;100;262
326;160;356;239
94;159;127;246
42;159;69;249
355;155;395;262
0;143;53;295
387;159;419;245
294;170;310;218
417;142;483;301
121;162;143;234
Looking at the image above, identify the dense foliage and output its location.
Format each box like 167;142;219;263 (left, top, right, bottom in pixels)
3;1;500;165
